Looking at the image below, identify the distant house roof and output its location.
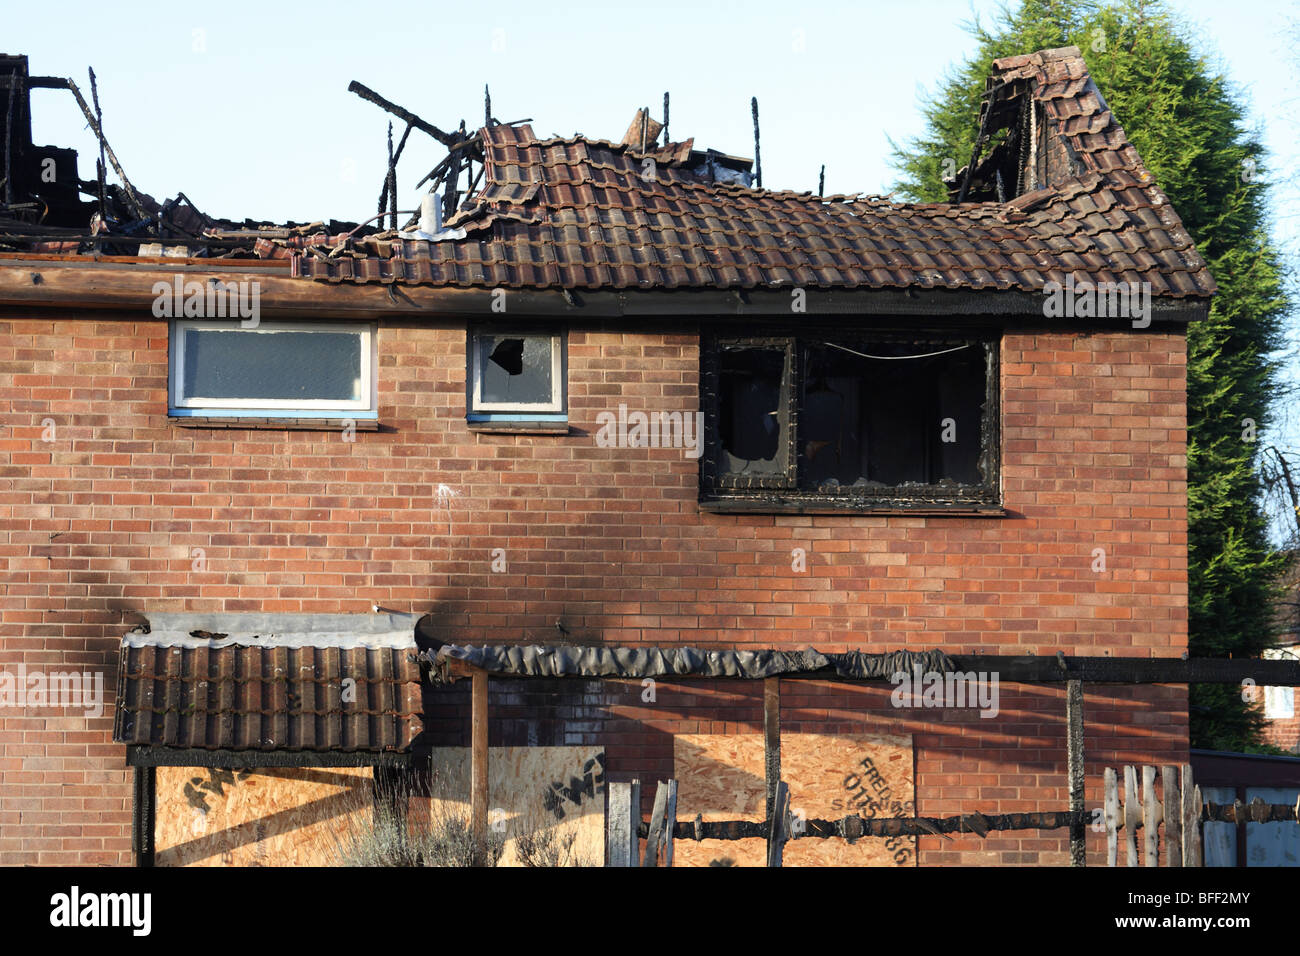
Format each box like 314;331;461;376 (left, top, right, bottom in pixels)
292;47;1215;301
113;613;422;753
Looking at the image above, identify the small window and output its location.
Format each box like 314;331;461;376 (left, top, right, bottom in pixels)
702;331;999;511
1263;648;1296;719
169;320;377;418
468;329;565;418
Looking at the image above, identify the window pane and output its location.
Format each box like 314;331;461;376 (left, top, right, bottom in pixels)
183;328;363;402
799;340;985;490
477;333;555;405
718;346;788;477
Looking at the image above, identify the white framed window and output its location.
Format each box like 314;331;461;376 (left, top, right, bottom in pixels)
468;329;565;415
169;320;378;417
1263;647;1297;720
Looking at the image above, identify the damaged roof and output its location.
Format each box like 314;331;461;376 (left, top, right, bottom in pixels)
291;47;1214;300
113;613;423;752
3;47;1215;303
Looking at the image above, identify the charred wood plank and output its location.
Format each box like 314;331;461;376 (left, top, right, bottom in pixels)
132;765;155;867
1104;767;1119;866
764;677;780;828
470;668;488;865
347;80;457;148
1180;765;1200;867
1142;766;1159;867
642;779;678;866
1124;766;1140;866
62;78;149;222
640;809;1094;841
766;780;790;867
1066;679;1086;866
606;779;640;867
1161;765;1182;867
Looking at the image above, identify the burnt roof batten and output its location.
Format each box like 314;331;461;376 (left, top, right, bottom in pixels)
956;90;994;204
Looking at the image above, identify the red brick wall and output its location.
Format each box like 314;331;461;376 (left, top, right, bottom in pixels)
0;314;1189;864
1245;684;1300;753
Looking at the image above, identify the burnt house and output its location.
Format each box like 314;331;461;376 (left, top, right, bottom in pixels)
0;46;1217;865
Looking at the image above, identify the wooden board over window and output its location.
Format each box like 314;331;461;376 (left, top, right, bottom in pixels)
154;766;372;867
674;733;916;867
423;746;606;867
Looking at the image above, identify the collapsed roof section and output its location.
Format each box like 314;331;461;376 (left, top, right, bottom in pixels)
2;47;1215;303
0;54;372;258
953;46;1138;202
294;47;1215;300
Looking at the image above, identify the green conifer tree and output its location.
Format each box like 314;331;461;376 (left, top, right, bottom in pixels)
891;0;1289;750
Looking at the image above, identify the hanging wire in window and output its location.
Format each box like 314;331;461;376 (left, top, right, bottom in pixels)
822;342;971;361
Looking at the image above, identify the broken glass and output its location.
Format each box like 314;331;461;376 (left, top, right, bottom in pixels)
718;345;788;478
477;333;555;406
798;340;985;490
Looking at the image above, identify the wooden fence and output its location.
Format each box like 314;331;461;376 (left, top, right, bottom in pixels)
1104;764;1201;866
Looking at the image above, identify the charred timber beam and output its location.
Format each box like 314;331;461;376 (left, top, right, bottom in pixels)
61;78;150;223
1204;798;1300;825
636;800;1300;842
641;810;1093;841
942;655;1300;685
426;654;1300;686
768;656;1300;685
131;765;155;867
956;95;995;204
125;745;414;768
347;81;457;148
764;677;781;829
4;72;15;205
771;658;1300;684
1066;679;1086;866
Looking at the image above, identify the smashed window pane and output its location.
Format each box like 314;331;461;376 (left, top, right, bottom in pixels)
477;333;555;406
799;340;985;491
718;345;788;477
183;328;362;402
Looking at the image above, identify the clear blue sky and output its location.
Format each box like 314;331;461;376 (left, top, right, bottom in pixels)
8;0;1300;532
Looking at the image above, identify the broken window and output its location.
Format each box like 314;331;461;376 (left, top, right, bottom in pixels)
702;332;998;509
169;320;376;418
716;341;793;486
468;329;565;417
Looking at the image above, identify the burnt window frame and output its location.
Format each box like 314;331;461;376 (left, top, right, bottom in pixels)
700;328;1001;513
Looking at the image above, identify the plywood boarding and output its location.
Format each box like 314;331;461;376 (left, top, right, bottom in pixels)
155;766;372;867
423;746;605;867
673;733;915;867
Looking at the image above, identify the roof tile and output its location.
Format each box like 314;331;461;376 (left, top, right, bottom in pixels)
290;48;1213;304
114;640;423;753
